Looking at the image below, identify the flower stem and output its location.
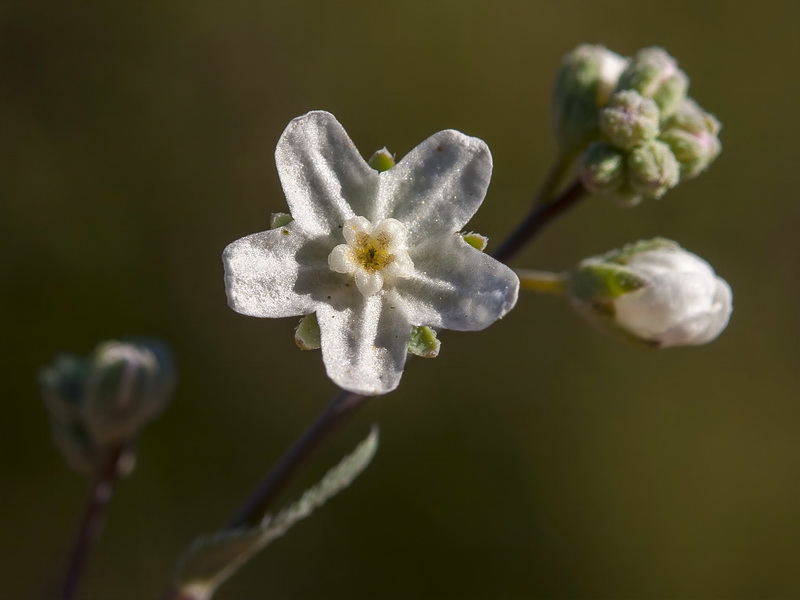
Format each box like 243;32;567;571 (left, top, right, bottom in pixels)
59;445;125;600
516;269;567;295
226;389;367;529
492;179;587;264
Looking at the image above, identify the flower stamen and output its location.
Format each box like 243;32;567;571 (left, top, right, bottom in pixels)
328;216;413;296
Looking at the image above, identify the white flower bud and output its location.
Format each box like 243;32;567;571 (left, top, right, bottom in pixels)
82;340;175;445
568;239;733;348
599;90;661;151
552;44;628;151
616;47;689;118
660;98;722;179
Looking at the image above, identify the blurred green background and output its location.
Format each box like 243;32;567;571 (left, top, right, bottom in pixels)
3;1;800;598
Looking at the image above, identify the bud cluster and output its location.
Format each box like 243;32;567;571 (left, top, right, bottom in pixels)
39;339;175;476
553;45;721;206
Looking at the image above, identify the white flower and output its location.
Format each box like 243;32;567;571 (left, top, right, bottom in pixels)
222;111;519;395
568;239;732;348
613;247;732;347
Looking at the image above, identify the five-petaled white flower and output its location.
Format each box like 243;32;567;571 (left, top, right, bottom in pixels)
222;111;519;395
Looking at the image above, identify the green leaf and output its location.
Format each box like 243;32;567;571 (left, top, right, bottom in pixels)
175;426;380;600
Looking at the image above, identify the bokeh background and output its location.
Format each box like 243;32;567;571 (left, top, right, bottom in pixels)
3;1;800;598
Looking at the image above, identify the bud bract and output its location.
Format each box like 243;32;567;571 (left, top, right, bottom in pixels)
82;340;175;445
627;140;680;200
659;98;721;179
568;239;733;348
616;47;689;119
599;90;660;150
552;44;628;151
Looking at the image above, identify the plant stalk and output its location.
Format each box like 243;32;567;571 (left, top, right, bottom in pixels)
59;445;125;600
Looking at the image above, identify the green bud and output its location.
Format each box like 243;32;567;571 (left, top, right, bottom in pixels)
408;326;440;358
578;142;626;195
552;44;628;151
627;140;680;199
599;90;660;150
616;47;689;118
82;340;175;445
659;98;721;179
270;213;293;229
368;147;395;172
39;355;95;474
295;313;321;350
461;231;488;252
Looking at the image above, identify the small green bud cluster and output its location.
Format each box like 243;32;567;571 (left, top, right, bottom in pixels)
39;339;175;476
554;45;721;206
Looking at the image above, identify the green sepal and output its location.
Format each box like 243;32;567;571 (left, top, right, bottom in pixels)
568;262;646;301
461;232;488;252
368;147;395;172
408;326;440;358
599;237;679;265
295;313;321;350
270;213;293;229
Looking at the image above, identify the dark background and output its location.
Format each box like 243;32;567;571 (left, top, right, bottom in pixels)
3;1;800;598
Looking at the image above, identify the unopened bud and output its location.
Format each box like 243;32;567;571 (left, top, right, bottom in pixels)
627;140;680;199
660;98;721;179
616;47;688;118
578;142;626;195
552;44;628;151
599;90;660;150
39;355;95;474
568;239;733;347
82;340;175;445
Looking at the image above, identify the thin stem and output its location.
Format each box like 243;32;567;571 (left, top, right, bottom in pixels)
227;389;367;529
516;269;567;295
492;179;587;264
533;150;578;209
59;446;125;600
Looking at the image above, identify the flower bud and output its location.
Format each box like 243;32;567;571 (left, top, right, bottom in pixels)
659;98;721;179
82;340;175;445
39;355;95;474
578;142;626;196
552;44;628;151
616;47;689;118
627;140;680;199
599;90;660;150
568;239;733;348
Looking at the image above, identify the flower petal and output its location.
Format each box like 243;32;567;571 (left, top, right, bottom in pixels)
328;244;356;274
317;291;411;395
377;130;492;241
354;270;384;297
275;111;380;236
222;225;320;318
397;234;519;330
